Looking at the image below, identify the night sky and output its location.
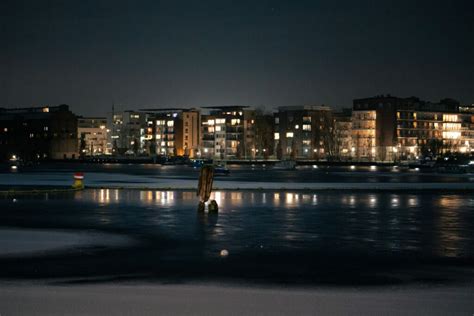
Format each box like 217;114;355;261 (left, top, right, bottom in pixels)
1;0;473;116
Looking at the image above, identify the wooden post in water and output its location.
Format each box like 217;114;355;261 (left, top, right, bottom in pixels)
197;165;218;213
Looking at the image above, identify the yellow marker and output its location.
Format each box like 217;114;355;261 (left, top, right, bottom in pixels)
72;172;85;189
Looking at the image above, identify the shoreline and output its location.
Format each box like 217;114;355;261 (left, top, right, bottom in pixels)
1;183;474;193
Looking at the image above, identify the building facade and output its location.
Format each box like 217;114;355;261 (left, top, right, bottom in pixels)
77;117;109;156
0;105;78;161
201;106;256;160
142;109;200;157
275;105;333;160
110;110;147;155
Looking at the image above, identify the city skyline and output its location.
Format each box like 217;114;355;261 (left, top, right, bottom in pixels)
2;0;474;116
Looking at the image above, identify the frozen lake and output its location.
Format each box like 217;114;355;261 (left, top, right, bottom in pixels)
0;189;473;286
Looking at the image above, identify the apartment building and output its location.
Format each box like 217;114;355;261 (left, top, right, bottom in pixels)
77;117;109;156
274;105;332;160
142;109;200;157
352;95;471;161
201;106;256;160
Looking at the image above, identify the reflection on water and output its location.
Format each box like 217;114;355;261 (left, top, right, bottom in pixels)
437;196;464;258
8;189;472;260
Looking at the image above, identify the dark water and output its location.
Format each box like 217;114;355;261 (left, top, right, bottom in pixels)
1;189;474;286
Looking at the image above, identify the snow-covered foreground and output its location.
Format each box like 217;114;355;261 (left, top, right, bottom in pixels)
0;283;473;315
1;171;474;190
0;228;131;257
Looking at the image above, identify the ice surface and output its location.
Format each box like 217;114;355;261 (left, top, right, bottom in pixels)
1;172;474;190
0;228;131;256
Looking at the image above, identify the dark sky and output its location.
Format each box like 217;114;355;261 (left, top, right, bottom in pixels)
1;0;473;116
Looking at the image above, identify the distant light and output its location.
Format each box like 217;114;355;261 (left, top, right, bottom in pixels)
370;165;377;170
414;167;420;171
11;165;17;170
350;165;355;170
312;165;318;169
220;249;229;257
204;148;208;153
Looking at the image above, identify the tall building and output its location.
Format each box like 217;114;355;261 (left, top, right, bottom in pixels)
77;117;109;156
275;105;332;160
0;105;78;161
142;109;200;157
201;106;256;160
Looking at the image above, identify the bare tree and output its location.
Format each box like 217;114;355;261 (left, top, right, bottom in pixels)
254;111;274;160
321;112;342;161
79;133;86;158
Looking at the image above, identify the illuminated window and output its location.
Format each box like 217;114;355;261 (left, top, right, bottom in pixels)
302;140;311;145
443;114;458;122
303;116;311;122
443;131;461;139
231;119;241;125
207;120;215;126
295;124;299;129
167;121;174;127
215;126;222;132
274;132;280;140
42;107;49;113
216;118;225;124
397;112;400;119
413;112;417;120
286;132;294;138
302;124;311;131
